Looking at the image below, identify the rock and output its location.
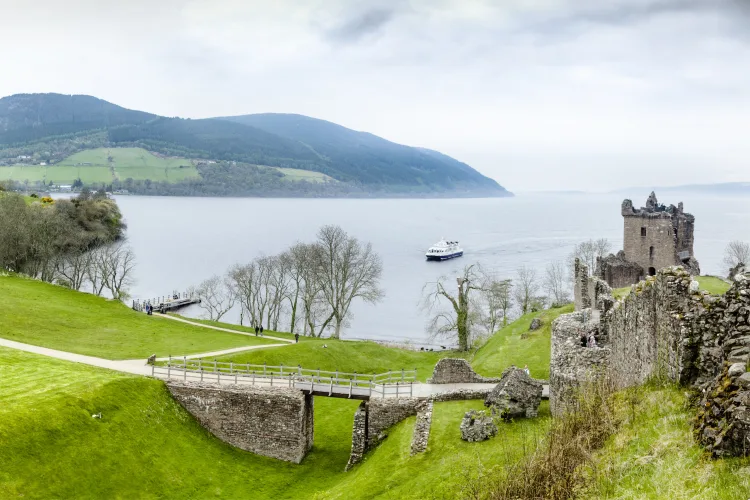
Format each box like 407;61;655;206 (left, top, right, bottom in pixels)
460;410;497;442
728;363;746;378
529;318;544;331
690;280;700;292
485;367;543;419
738;373;750;389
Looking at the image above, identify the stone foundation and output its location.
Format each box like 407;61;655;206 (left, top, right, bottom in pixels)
427;358;501;384
410;400;433;455
166;381;314;464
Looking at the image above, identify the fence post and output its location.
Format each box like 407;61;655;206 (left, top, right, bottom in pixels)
198;358;202;371
270;372;274;387
396;382;399;399
401;369;404;382
264;363;267;376
214;359;217;373
230;362;234;374
218;371;221;384
252;371;255;385
280;363;283;377
167;362;171;380
354;372;357;386
201;368;203;382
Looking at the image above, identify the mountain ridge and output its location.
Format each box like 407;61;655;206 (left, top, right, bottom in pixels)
0;93;511;197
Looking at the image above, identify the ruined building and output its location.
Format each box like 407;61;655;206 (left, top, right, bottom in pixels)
597;192;700;288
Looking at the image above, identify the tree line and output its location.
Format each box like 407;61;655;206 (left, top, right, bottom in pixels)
0;187;135;299
193;225;384;339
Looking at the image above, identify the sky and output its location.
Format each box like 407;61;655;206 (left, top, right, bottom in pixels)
2;0;749;192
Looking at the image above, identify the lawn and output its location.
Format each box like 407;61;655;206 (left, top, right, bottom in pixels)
580;385;750;499
695;275;732;295
0;275;277;359
214;338;463;382
472;304;575;380
276;167;333;183
0;346;550;499
169;314;303;342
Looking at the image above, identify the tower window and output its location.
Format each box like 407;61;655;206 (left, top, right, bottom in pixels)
641;227;647;237
649;246;655;260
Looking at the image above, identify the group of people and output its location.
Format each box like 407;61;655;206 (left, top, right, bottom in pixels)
580;331;597;348
145;303;154;315
254;325;264;336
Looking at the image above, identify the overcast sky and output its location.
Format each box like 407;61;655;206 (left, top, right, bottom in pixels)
2;0;749;192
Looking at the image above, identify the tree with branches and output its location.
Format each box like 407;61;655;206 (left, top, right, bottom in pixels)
422;264;484;351
544;260;570;306
514;265;540;315
723;240;749;275
195;274;236;321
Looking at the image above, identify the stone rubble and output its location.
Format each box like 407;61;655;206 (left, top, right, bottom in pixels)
484;367;543;419
460;410;498;442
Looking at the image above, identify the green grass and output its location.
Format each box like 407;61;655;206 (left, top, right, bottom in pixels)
613;286;631;300
0;346;550;499
169;314;304;342
1;148;200;184
214;338;462;382
695;275;731;296
581;385;750;499
276;167;333;183
0;275;277;359
472;305;574;380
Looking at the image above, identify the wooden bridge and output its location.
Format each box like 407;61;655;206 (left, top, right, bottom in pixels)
132;291;201;314
151;358;418;400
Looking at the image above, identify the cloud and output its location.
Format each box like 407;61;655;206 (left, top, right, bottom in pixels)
324;7;398;43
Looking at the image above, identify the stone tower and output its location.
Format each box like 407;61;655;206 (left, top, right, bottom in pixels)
597;192;699;288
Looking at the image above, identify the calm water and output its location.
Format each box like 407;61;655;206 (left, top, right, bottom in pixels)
114;192;750;344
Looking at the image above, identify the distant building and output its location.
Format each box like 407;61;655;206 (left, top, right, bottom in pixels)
59;185;72;192
597;192;700;288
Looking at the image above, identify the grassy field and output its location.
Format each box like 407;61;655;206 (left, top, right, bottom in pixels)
0;275;277;359
0;148;199;184
170;314;304;342
695;275;732;295
581;385;750;499
214;338;463;382
276;167;334;183
0;346;550;499
472;305;574;380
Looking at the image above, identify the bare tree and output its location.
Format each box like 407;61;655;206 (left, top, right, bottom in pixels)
473;274;514;335
85;246;108;296
282;243;316;334
514;265;540;315
569;238;612;277
422;264;483;351
723;240;750;272
227;262;261;326
544;260;570;306
100;241;136;300
55;247;90;290
196;274;236;321
315;225;384;339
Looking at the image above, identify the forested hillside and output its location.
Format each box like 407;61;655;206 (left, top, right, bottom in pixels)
0;93;511;197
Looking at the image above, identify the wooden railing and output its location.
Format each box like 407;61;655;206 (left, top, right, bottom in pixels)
151;357;417;399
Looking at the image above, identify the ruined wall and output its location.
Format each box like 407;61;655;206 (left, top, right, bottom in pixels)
427;358;501;384
366;398;422;447
166;382;314;464
550;311;611;415
410;400;433;455
346;402;369;471
597;251;644;289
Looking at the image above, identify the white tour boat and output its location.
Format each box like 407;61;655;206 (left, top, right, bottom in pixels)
425;239;463;261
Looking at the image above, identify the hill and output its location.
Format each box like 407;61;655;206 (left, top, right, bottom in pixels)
221;113;509;195
0;93;511;197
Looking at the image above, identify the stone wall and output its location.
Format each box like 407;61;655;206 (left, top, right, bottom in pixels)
366;398;423;447
597;251;644;289
166;382;314;463
410;400;433;455
553;267;750;456
427;358;501;384
345;402;368;471
550;311;611;415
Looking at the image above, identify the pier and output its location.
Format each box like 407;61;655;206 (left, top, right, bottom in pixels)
132;291;201;313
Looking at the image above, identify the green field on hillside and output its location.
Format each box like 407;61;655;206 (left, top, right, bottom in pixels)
0;346;550;499
0;275;276;359
581;385;750;499
695;275;732;295
214;339;463;382
0;148;200;184
277;167;333;183
472;305;574;380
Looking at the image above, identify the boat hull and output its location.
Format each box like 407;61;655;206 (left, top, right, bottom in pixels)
426;251;463;261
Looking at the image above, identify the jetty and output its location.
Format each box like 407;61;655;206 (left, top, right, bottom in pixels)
132;291;200;313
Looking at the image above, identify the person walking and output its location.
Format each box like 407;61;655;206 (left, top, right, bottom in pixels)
259;325;264;337
523;364;530;376
294;333;299;343
254;325;259;337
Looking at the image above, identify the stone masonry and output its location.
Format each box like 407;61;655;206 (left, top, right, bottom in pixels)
427;358;501;384
485;366;543;418
597;192;700;288
460;410;497;442
410;400;434;455
166;381;314;464
552;265;750;456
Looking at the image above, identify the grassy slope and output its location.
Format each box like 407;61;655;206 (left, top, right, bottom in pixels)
0;148;199;184
170;314;303;342
695;275;732;295
0;275;277;359
581;385;750;499
0;346;551;499
277;167;333;183
472;305;575;380
214;338;462;382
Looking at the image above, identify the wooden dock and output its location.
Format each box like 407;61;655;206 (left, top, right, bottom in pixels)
132;291;201;313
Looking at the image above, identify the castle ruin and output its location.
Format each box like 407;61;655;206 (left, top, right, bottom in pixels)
597;192;700;288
